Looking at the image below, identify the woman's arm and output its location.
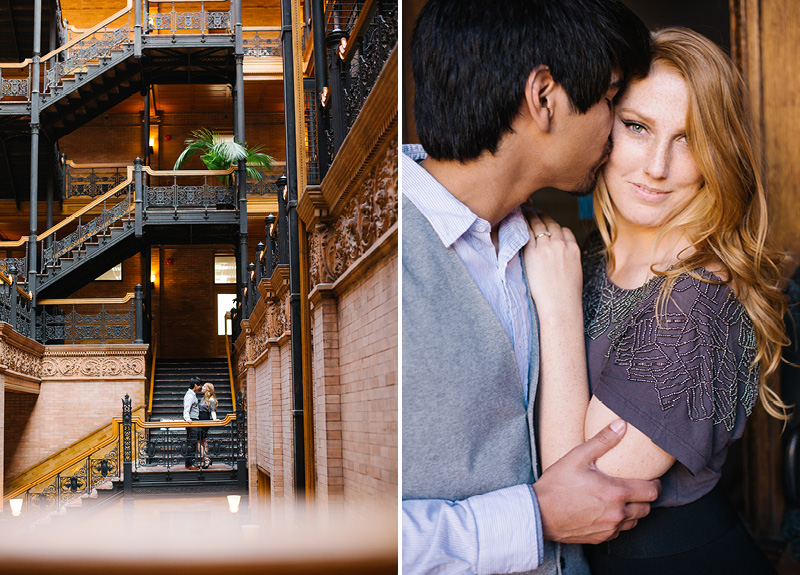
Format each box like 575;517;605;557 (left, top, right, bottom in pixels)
524;213;589;469
525;214;676;479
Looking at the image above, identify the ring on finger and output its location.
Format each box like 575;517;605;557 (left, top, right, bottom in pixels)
535;232;552;239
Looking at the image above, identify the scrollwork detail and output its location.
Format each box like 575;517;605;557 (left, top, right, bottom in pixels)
315;137;398;289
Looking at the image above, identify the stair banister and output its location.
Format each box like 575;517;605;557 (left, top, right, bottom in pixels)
39;2;134;64
37;166;133;244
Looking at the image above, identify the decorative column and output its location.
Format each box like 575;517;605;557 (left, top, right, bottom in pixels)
234;0;248;313
280;0;306;510
28;0;43;317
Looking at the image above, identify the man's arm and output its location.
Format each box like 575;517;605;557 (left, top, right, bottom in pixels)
403;422;661;574
183;392;192;422
403;484;543;575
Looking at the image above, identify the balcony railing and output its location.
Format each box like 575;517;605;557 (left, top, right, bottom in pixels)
0;269;33;338
312;0;397;178
37;290;143;344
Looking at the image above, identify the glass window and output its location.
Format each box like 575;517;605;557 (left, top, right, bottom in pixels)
215;255;236;284
97;263;122;281
218;293;237;335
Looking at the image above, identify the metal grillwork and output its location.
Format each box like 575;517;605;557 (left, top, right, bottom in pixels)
0;73;30;99
0;258;27;281
245;174;281;196
0;277;33;338
325;0;364;35
243;30;282;57
37;303;135;344
65;165;128;199
146;1;233;34
145;183;236;209
304;86;320;185
44;20;132;93
11;438;121;526
343;0;397;131
41;189;133;269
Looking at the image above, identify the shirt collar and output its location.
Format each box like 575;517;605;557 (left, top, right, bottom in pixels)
402;144;530;250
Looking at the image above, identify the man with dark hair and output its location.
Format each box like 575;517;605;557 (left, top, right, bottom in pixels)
403;1;658;573
183;377;203;470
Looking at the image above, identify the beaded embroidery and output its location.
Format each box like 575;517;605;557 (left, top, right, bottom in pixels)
582;236;758;431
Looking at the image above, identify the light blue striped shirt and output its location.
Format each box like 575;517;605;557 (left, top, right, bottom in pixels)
402;144;543;574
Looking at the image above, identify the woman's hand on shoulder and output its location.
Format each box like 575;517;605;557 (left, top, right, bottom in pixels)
523;211;583;313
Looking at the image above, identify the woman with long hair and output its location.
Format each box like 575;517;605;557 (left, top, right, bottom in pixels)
197;382;218;469
525;27;786;573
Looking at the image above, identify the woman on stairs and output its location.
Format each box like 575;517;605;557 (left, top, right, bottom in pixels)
197;382;218;469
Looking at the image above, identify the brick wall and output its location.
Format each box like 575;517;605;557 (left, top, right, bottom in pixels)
328;255;397;517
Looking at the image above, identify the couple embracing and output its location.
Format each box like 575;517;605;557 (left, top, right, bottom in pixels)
402;1;786;574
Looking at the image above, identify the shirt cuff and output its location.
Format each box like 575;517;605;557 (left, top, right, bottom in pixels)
469;484;542;574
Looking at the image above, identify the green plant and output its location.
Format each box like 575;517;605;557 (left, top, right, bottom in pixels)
173;128;275;183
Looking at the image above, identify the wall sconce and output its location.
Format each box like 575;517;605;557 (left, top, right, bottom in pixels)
150;272;156;283
9;498;23;516
320;86;329;108
227;494;241;513
148;137;155;155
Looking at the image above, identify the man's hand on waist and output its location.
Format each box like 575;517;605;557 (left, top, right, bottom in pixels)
532;419;661;545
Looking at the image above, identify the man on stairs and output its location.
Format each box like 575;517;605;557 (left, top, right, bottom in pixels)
183;377;203;470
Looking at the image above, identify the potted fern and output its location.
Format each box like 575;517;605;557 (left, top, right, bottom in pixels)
173;128;275;184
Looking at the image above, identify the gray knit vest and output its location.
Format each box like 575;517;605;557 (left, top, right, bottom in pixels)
402;196;588;575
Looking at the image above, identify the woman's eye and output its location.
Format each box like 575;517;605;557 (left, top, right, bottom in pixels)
622;120;645;134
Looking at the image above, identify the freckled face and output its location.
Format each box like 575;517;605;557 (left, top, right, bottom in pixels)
602;63;704;230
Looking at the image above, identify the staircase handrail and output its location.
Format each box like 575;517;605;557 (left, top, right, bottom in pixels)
2;408;141;502
66;160;129;169
0;237;29;248
37;166;134;244
134;413;237;429
38;292;136;306
0;2;133;76
142;166;236;177
40;2;134;65
3;409;234;503
0;269;33;300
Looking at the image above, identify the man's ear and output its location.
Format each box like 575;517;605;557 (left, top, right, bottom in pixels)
524;66;557;133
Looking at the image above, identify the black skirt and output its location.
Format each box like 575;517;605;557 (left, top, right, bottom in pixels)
198;410;211;441
585;485;776;575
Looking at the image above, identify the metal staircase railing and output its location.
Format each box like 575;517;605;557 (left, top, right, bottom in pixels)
38;167;134;276
4;393;247;527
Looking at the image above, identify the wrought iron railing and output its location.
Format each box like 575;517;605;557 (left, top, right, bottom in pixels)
242;27;281;57
144;169;237;210
145;0;233;34
0;269;33;338
0;258;28;282
63;161;128;199
43;5;134;95
126;392;246;473
304;83;320;185
37;291;142;344
0;0;244;104
40;175;134;271
319;0;397;169
3;424;123;527
4;393;246;527
325;0;364;36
